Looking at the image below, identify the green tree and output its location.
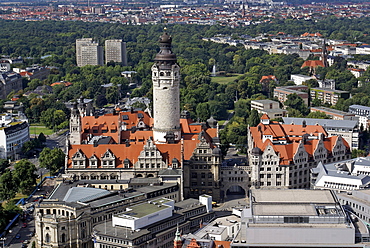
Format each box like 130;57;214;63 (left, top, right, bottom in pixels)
38;133;47;143
307;111;329;119
284;94;309;115
247;109;260;127
0;169;17;201
13;159;37;195
39;148;65;174
196;103;210;122
0;159;9;173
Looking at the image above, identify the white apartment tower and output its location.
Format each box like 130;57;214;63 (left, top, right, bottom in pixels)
105;39;127;66
152;32;181;143
76;38;104;67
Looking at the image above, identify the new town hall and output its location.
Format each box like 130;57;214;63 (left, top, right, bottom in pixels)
66;32;223;201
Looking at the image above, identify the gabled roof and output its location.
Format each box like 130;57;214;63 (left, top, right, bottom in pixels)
301;60;325;68
68;109;218;168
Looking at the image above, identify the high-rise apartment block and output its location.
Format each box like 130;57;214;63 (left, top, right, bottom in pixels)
105;39;127;66
76;38;104;67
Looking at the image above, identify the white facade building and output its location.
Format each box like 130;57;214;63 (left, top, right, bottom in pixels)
232;189;365;247
311;157;370;191
0;113;29;159
290;74;313;85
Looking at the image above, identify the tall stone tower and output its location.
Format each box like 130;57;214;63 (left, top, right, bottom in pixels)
69;102;81;145
152;31;181;143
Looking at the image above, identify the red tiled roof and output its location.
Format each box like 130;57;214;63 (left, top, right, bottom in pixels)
67;110;218;169
301;60;325;68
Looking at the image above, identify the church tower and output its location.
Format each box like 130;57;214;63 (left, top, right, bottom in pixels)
69;102;81;145
152;31;181;143
173;225;182;248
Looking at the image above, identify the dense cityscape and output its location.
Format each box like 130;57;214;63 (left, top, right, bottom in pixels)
1;0;370;247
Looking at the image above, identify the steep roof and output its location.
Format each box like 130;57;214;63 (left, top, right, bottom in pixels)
250;117;349;164
301;60;325;68
67;110;218;168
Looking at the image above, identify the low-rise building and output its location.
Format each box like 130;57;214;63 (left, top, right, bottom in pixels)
337;190;370;229
232;189;368;247
310;106;357;121
250;99;286;119
282;117;359;150
92;195;215;248
0;71;23;99
290;74;313;85
273;85;309;106
310;87;350;105
14;65;50;81
318;79;336;89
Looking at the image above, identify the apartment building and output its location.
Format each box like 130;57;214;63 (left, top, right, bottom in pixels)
105;39;127;66
273;85;309;106
310;88;350;105
76;38;104;67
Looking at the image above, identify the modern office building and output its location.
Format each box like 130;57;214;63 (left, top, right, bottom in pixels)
337;190;370;230
349;105;370;130
311;157;370;191
232;189;368;247
283;117;359;150
76;38;104;67
92;195;214;248
0;113;29;159
105;39;127;66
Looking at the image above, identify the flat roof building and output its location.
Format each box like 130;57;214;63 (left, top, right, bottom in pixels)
310;106;357;121
273;85;309;106
232;189;367;247
250;99;286;119
311;157;370;191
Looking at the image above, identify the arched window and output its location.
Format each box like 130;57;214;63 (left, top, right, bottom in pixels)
61;233;66;243
45;233;50;243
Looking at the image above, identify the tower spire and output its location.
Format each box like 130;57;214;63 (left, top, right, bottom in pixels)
174;224;182;248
